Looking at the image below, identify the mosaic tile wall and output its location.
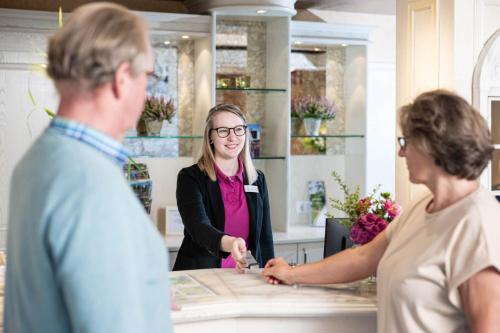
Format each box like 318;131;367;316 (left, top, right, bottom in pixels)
216;20;268;153
125;41;195;157
326;46;346;155
177;41;195;156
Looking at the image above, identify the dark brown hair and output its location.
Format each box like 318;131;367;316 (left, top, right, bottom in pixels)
399;90;493;180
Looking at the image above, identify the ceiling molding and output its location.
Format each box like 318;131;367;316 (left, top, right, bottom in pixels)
0;0;188;13
185;0;297;16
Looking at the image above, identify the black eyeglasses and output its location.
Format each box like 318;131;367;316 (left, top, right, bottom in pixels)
397;136;408;150
212;125;247;138
146;71;161;84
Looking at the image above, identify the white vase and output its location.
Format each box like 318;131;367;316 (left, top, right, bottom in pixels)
303;118;321;136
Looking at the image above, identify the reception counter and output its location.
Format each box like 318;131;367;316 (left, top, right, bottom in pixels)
171;268;377;333
0;267;376;333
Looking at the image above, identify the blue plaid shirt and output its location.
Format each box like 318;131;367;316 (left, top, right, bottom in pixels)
50;117;129;165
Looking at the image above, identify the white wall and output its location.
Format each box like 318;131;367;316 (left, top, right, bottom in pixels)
290;156;346;224
0;14;58;249
311;10;397;196
135;157;195;234
454;0;500;101
395;0;500;204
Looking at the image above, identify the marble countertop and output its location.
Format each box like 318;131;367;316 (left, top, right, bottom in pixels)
170;268;376;324
0;267;375;331
165;225;325;251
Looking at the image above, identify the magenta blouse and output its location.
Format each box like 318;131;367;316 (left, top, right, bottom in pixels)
215;159;250;268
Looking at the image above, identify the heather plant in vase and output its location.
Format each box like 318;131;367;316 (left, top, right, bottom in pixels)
291;96;337;136
328;170;402;245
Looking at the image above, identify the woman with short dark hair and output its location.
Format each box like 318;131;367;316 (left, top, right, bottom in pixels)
399;90;493;180
263;90;500;333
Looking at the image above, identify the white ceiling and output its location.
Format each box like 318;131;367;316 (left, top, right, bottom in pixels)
298;0;395;16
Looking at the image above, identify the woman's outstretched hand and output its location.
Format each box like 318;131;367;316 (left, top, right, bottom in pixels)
262;257;294;285
231;237;247;273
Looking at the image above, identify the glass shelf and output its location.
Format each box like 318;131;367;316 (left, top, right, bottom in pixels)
216;87;287;92
291;134;364;138
125;135;204;139
127;155;286;160
253;156;286;160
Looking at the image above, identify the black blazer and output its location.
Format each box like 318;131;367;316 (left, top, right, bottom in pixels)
173;164;274;270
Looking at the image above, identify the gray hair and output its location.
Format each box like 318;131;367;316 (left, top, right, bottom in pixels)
47;2;151;91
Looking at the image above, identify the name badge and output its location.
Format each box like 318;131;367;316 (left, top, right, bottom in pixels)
244;185;259;193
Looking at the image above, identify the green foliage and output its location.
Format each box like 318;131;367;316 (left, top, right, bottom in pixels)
328;170;361;229
303;137;326;153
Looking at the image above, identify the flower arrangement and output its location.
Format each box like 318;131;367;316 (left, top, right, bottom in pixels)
329;170;402;245
291;96;337;120
140;96;175;122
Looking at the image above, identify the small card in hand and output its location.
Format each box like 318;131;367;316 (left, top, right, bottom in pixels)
243;250;259;270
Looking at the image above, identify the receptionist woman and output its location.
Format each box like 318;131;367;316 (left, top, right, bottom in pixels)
173;104;274;271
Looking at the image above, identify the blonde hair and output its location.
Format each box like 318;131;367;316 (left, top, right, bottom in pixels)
47;2;150;92
198;104;258;184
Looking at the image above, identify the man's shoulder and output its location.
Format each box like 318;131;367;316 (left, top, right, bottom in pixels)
15;130;124;191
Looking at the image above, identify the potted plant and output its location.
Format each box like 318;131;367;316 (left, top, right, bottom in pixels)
291;96;305;135
328;170;402;246
136;96;175;136
293;96;337;136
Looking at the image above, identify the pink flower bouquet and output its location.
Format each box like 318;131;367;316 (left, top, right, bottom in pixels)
329;171;402;245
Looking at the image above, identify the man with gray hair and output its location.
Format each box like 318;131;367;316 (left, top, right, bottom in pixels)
4;3;172;332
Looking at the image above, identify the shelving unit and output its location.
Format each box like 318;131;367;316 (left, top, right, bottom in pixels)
214;12;291;231
288;22;371;226
291;135;364;138
125;135;204;139
122;8;372;234
216;87;287;92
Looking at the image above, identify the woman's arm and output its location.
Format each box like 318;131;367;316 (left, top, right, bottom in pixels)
176;169;226;257
258;171;275;263
459;266;500;333
262;229;389;285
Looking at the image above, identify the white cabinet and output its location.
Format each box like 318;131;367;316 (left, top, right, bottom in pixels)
297;242;324;265
274;240;325;266
274;243;299;266
168;239;325;271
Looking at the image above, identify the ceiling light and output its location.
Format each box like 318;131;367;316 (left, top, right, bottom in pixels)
314;48;320;51
341;43;348;47
181;35;190;39
294;41;303;45
256;9;267;14
164;41;171;45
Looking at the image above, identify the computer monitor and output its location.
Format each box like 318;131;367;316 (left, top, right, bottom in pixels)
323;218;354;258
